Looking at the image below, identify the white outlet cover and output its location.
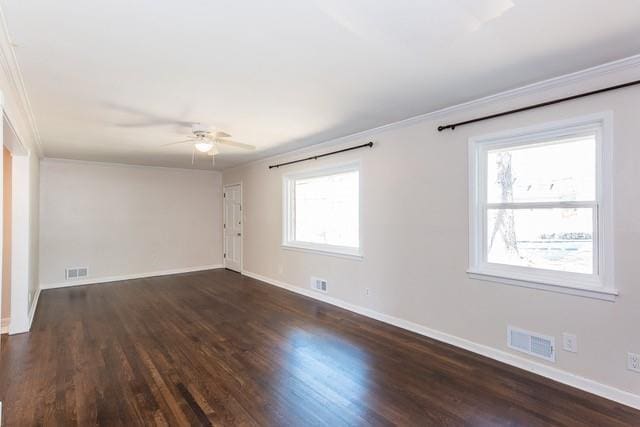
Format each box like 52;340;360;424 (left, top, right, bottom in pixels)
628;352;640;373
562;333;578;353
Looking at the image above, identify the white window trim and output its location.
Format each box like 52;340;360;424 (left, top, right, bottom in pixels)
282;161;363;259
468;112;617;301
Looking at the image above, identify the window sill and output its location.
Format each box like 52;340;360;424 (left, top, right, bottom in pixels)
281;243;363;261
467;269;618;302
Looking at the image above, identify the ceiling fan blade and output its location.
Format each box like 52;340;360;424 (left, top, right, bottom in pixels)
105;103;194;128
215;139;256;150
214;131;231;138
116;120;189;128
160;139;194;147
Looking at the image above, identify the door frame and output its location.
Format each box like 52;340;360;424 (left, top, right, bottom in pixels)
2;105;32;335
223;182;243;273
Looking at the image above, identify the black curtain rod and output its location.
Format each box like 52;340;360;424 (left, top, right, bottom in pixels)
268;142;373;169
437;79;640;132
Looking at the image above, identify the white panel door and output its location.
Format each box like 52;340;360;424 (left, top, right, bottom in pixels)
223;184;242;272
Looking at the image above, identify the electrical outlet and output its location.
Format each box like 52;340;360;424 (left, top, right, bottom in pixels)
562;333;578;353
628;353;640;373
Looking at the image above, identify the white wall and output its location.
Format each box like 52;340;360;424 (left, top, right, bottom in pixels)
9;151;38;333
39;160;223;286
28;149;39;306
2;147;11;328
223;66;640;402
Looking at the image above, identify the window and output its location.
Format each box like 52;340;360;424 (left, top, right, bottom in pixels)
283;163;361;258
468;113;616;300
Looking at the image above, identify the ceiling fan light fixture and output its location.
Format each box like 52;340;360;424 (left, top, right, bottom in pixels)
194;141;213;153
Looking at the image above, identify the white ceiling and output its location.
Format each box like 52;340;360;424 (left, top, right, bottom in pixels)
2;0;640;169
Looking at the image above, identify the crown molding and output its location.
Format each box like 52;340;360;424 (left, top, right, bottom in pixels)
426;54;640;120
42;157;222;174
231;54;640;171
0;5;43;157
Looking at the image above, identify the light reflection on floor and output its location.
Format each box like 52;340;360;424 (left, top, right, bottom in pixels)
275;326;372;424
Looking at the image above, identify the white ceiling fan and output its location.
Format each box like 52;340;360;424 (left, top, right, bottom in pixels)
163;123;255;167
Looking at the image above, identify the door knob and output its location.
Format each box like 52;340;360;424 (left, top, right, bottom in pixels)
237;233;242;236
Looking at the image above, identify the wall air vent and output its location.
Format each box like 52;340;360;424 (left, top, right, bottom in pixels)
310;277;328;293
66;267;89;280
507;326;555;362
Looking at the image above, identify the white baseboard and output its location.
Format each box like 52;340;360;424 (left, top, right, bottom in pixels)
242;270;640;410
7;288;42;335
40;264;224;290
28;287;41;329
1;317;9;334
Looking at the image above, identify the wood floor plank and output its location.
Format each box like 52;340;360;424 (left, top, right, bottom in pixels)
0;268;638;426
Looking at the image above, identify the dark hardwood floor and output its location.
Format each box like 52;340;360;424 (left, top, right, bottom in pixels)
0;269;638;426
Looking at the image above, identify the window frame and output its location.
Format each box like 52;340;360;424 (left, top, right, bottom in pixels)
282;161;363;259
468;112;617;301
